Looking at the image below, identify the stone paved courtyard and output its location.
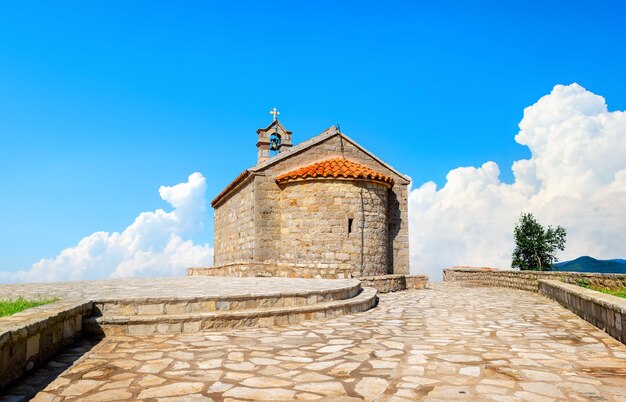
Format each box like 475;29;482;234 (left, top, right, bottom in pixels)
6;282;626;401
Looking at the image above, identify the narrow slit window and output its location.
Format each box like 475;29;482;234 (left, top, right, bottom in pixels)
348;218;354;233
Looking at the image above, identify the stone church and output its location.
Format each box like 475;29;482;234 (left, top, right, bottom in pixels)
207;112;410;279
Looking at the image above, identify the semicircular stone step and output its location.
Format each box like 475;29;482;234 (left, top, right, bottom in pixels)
84;287;378;336
92;282;362;317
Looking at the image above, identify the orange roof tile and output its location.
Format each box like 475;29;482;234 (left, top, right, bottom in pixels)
275;158;394;187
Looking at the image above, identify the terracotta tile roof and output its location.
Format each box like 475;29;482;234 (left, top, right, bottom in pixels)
275;158;394;187
211;170;251;207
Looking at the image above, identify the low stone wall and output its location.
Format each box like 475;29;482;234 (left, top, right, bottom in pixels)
360;275;406;293
443;267;626;292
188;262;358;279
189;265;429;293
406;275;428;290
359;275;428;293
0;300;92;389
539;280;625;344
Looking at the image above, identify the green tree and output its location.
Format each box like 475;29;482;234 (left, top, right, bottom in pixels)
512;213;566;271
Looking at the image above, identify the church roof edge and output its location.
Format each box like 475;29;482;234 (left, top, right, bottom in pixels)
212;125;411;208
251;126;410;184
210;169;252;207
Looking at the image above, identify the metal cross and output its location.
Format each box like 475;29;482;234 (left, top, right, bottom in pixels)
270;107;280;121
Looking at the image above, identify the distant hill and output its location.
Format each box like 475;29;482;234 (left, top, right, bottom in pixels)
553;256;626;274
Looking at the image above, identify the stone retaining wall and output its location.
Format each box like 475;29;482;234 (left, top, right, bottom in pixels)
188;265;429;293
360;275;406;293
188;262;359;279
539;280;625;344
359;274;429;293
0;300;92;389
443;267;626;292
405;275;428;290
93;284;362;317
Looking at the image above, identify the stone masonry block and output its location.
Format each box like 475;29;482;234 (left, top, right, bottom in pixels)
127;324;156;336
183;321;201;333
137;304;165;315
26;333;40;360
63;318;75;339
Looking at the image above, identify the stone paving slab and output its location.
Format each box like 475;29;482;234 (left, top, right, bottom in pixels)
0;277;361;302
4;282;626;401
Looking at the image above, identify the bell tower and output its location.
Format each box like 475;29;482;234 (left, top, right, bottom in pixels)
256;107;292;164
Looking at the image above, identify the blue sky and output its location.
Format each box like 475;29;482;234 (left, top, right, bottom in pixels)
1;1;625;273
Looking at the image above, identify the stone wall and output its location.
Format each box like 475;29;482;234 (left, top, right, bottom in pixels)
213;179;254;265
0;300;92;389
405;275;429;290
443;267;626;292
387;184;409;275
539;280;625;344
277;180;388;276
359;274;429;293
360;275;406;293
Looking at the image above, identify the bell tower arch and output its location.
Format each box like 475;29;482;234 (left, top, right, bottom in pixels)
256;108;292;164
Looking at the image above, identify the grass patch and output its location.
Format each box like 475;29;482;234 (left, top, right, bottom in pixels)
575;278;591;287
591;287;626;299
0;297;59;317
574;281;626;299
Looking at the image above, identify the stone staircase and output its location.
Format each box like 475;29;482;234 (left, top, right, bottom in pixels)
84;282;377;336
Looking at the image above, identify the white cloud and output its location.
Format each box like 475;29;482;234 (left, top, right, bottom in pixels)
409;83;626;281
1;173;213;283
